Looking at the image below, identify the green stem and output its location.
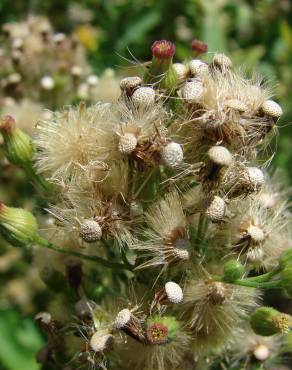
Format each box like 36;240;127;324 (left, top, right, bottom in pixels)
212;274;281;289
133;168;156;199
24;164;52;192
244;266;281;283
35;236;131;271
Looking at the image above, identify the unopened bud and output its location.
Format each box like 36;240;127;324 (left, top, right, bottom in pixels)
160;142;184;168
131;87;155;108
79;219;102;243
0;115;34;167
250;307;292;336
0;202;39;247
223;259;244;282
191;39;208;56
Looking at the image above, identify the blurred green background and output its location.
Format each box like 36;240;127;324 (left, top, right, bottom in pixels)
0;1;291;369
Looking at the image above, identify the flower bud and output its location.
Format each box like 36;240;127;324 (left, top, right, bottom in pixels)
131;86;156;108
89;329;114;353
223;259;244;282
79;219;102;243
144;40;177;93
191;39;208;56
0;202;39;247
250;307;292;336
181;79;204;104
160;142;184;169
261;100;283;120
146;315;180;344
165;281;183;303
0;115;34;167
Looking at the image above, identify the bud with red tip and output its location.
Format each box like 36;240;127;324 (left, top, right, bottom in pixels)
144;40;178;93
191;39;208;56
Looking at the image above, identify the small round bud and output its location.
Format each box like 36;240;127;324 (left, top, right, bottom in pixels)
79;219;102;243
203;195;226;222
118;133;138;154
189;60;209;77
0;202;39;247
250;307;292;336
253;344;270;361
89;330;114;353
225;98;247;112
131;87;155;108
247;225;265;243
261;100;283;119
165;282;183;304
151;40;176;59
160;142;184;169
173;63;188;81
181;79;204;104
212;53;232;69
86;74;99;86
120;76;142;92
207;146;233;167
40;75;55;90
191;39;208;55
223;259;244;282
114;308;131;329
246;167;265;191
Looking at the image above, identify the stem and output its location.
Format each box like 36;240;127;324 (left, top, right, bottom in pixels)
244;266;281;283
133;168;156;199
24;164;52;192
197;214;208;242
232;279;281;289
35;236;131;271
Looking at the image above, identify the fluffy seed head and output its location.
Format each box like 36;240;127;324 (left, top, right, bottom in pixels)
253;344;270;361
173;247;190;261
120;76;142;92
131;87;156;108
79;219;102;243
247;167;265;190
225;98;248;112
247;225;265;243
207;146;233;167
212;53;232;69
165;282;183;304
189;59;208;77
114;308;131;329
40;75;55;90
160;142;184;168
247;247;265;263
89;330;114;353
173;63;188;80
181;79;204;104
261;100;283;119
118;133;138;154
151;40;176;59
203;196;226;222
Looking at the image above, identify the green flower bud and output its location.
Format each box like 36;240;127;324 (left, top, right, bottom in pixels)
223;259;244;282
146;315;180;344
0;202;39;247
250;307;292;336
0;115;35;167
278;248;292;270
144;40;178;93
280;265;292;297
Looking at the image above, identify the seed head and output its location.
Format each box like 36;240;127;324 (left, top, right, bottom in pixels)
86;74;99;86
173;63;188;81
172;247;190;261
203;195;226;222
212;53;232;70
207;146;233;167
89;330;114;353
151;40;176;59
165;281;183;304
189;59;208;77
40;75;55;90
131;86;155;108
261;100;283;119
114;308;131;329
118;133;138;154
181;79;204;104
79;219;102;243
160;142;184;168
247;225;265;243
253;344;270;361
246;167;265;190
35;312;52;326
71;65;83;77
120;76;142;92
225;98;247;112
